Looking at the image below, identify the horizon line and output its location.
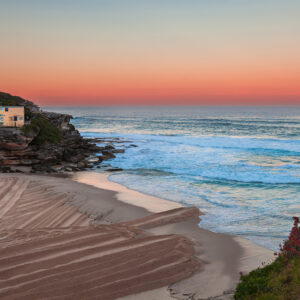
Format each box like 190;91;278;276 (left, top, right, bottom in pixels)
41;103;300;107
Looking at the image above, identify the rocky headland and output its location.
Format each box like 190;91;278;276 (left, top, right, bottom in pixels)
0;92;126;173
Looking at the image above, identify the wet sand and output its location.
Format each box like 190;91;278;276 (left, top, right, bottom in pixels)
0;173;273;300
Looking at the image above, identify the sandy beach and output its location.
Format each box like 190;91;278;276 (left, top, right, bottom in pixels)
0;172;273;300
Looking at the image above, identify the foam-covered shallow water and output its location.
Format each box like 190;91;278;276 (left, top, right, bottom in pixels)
46;106;300;250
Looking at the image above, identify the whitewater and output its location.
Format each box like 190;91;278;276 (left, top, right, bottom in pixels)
47;106;300;250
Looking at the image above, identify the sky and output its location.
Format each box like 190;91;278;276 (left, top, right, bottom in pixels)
0;0;299;105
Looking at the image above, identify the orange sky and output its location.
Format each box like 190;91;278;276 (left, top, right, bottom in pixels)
1;0;299;105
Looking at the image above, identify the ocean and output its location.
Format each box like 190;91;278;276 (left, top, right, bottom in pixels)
46;106;300;250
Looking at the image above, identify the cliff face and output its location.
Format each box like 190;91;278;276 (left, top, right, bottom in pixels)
0;92;104;173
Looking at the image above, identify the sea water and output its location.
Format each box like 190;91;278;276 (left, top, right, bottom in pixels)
46;106;300;250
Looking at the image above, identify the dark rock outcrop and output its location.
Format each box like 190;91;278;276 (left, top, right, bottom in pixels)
0;92;122;173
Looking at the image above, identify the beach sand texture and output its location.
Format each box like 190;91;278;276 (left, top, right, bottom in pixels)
0;174;273;299
0;176;201;300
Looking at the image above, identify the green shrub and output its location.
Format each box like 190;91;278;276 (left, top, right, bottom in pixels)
24;107;33;120
22;115;62;146
0;98;20;107
235;217;300;300
235;257;300;299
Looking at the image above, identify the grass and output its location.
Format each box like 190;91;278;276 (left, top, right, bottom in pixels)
0;95;23;106
235;256;300;300
22;115;62;146
235;217;300;300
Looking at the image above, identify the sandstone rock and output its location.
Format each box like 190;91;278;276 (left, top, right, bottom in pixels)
77;161;86;169
112;149;125;154
106;168;123;172
87;156;100;163
10;166;32;173
42;112;73;131
101;150;116;160
0;166;12;173
0;159;21;166
0;92;125;174
104;145;115;150
88;144;103;152
20;159;40;165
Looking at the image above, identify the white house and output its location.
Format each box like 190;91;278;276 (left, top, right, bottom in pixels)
0;106;25;127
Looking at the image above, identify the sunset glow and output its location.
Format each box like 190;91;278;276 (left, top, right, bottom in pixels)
1;0;299;105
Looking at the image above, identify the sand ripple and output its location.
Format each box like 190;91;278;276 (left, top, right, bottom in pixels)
0;177;200;300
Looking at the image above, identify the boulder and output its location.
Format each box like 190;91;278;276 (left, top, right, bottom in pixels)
106;168;123;172
104;145;115;150
77;161;87;169
101;150;116;160
112;149;125;154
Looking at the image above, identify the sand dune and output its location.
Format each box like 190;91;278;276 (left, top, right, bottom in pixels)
0;176;200;300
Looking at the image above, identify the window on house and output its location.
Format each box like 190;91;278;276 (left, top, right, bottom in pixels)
19;116;23;120
5;107;8;112
14;116;18;121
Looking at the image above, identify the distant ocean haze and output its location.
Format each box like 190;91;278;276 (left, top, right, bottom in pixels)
45;106;300;250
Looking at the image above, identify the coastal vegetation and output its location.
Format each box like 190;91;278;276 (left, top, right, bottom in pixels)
22;114;62;146
235;217;300;300
0;92;27;106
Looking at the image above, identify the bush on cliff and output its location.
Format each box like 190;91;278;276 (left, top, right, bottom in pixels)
235;217;300;300
22;115;62;146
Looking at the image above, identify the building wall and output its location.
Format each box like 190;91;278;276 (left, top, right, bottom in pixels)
0;106;25;127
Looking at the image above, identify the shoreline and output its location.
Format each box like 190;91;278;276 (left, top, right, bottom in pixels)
73;170;275;250
72;171;182;213
72;171;274;299
0;172;273;299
